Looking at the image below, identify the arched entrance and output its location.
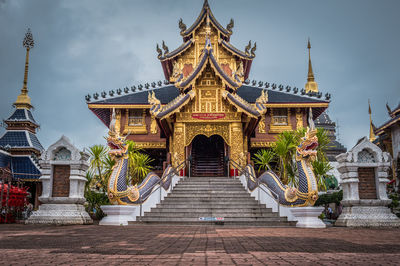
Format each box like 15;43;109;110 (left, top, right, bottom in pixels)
191;135;226;177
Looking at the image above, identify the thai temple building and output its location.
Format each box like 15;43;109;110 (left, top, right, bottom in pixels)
86;0;331;176
374;102;400;189
0;29;43;208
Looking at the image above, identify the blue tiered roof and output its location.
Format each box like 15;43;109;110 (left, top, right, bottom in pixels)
5;108;38;126
0;150;41;180
0;130;44;152
12;156;41;180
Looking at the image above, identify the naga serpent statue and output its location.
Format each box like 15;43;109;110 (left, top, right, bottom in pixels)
244;108;320;207
106;109;175;205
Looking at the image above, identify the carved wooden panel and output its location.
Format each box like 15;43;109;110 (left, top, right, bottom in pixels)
52;165;70;197
358;167;377;199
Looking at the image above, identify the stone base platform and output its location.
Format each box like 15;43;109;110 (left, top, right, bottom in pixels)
291;206;326;228
336;202;400;227
99;205;136;226
26;204;92;225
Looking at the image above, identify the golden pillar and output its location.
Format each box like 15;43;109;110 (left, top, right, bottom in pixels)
172;122;185;167
230;122;244;168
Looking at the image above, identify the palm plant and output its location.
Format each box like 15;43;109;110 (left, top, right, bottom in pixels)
252;149;276;173
273;131;297;185
101;155;116;189
311;159;333;191
130;152;154;185
126;140;154;185
88;144;108;189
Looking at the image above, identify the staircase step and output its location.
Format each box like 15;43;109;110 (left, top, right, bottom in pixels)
144;212;279;218
138;217;289;222
148;207;273;213
139;174;294;227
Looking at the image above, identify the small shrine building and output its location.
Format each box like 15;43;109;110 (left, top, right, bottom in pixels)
87;1;331;176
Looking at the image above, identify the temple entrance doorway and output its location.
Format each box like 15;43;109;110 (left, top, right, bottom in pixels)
191;135;226;177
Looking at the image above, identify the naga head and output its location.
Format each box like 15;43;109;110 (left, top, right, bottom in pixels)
296;108;319;161
107;108;128;157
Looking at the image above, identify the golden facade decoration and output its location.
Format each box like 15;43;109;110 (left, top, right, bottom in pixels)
296;109;304;130
172;122;185;167
258;115;266;133
135;142;166;149
251;141;275;148
123;109;147;134
184;123;230;147
230;122;244;167
150;116;158;134
269;108;293;133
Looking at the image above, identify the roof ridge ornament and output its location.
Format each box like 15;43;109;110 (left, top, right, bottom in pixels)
14;28;35;110
245;41;251;56
178;18;187;33
226;18;234;32
156;43;162;59
162;41;169;56
250;42;257;57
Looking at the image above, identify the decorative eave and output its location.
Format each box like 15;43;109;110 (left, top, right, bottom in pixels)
208;45;242;89
180;0;232;41
174;38;243;90
159;39;194;61
174;44;209;89
150;90;195;120
221;90;263;118
220;40;253;60
375;114;400;136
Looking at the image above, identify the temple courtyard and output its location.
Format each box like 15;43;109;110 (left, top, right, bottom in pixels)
1;224;399;265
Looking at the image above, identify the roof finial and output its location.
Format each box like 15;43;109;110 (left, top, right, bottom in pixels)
368;99;376;142
305;38;319;93
14;28;34;109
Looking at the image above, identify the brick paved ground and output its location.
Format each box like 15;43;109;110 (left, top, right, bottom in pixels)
0;224;399;265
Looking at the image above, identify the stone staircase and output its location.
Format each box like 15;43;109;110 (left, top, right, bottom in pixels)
136;176;295;226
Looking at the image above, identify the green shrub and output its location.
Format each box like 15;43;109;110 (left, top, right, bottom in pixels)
85;190;110;220
315;190;343;206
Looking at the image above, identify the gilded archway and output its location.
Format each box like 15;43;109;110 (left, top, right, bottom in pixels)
185;123;230;147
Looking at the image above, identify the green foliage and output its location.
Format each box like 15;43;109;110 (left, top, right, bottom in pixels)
85;189;110;220
311;160;333;191
388;193;399;210
252;149;276;173
273;131;297;185
126;140;154;185
88;144;109;190
315;190;343;206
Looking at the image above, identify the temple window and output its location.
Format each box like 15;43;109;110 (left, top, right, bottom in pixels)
128;109;144;126
123;109;147;135
272;109;288;126
269;108;292;133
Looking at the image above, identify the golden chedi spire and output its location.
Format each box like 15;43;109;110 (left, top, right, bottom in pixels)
14;28;34;109
368;99;376;142
305;38;319;93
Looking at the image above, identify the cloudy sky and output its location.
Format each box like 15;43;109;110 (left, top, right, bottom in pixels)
0;0;399;150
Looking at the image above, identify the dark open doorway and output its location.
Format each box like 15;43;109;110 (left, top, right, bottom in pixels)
191;135;226;177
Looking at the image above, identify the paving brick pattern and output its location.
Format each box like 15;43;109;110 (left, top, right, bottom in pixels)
0;224;399;265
